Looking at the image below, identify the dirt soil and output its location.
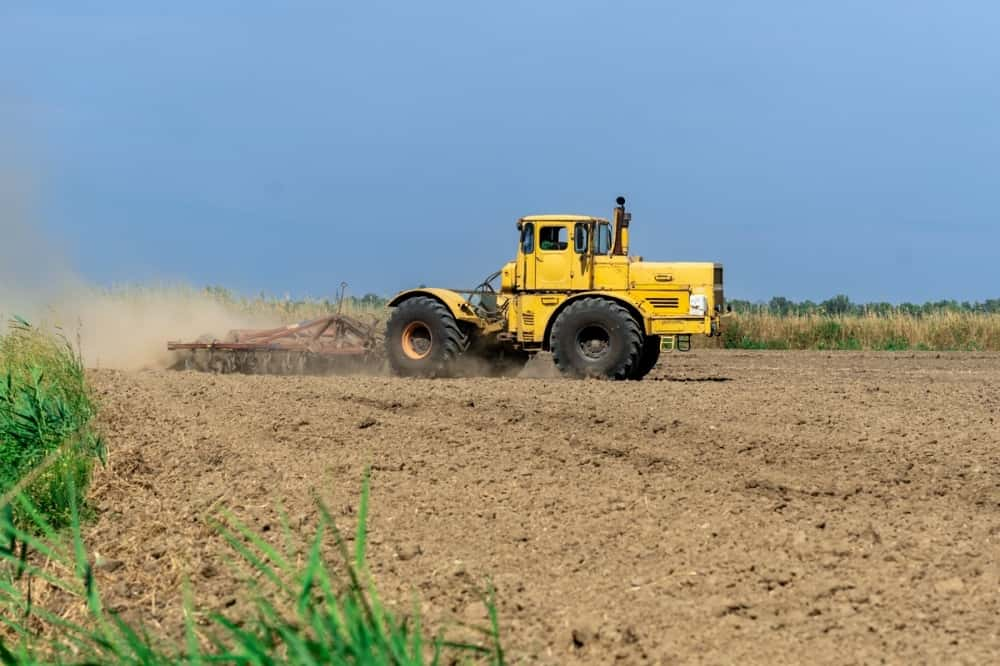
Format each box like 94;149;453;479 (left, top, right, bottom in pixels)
83;351;999;664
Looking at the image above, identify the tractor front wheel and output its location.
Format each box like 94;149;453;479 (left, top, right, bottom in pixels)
550;298;642;380
386;297;466;377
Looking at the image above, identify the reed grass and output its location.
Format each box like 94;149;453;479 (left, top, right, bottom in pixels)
717;311;1000;351
0;472;504;665
0;319;104;530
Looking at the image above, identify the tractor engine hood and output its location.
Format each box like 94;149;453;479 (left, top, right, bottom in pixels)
628;261;720;290
629;261;725;317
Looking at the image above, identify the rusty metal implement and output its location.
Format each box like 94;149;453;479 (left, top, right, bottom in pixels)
166;313;384;375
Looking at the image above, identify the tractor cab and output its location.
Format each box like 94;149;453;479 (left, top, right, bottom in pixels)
511;215;620;292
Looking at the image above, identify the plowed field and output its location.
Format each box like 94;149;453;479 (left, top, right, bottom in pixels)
85;351;999;664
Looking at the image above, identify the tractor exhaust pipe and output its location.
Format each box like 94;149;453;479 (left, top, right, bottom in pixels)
612;195;631;256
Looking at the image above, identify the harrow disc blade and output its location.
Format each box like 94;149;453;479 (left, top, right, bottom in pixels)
169;349;386;376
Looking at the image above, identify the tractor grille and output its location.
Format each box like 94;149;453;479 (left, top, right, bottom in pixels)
647;297;680;310
522;311;535;327
714;266;724;311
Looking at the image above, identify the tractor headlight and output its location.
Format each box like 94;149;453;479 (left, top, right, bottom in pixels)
689;295;708;316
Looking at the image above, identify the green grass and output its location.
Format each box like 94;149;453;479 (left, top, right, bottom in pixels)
0;471;504;665
0;319;105;530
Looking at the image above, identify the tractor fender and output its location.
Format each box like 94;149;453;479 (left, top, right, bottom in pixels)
387;288;483;325
541;293;645;350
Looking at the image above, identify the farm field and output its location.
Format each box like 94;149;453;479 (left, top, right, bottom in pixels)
83;350;998;664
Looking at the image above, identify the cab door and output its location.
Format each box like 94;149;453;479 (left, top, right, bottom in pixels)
516;222;536;290
534;224;572;290
570;222;594;291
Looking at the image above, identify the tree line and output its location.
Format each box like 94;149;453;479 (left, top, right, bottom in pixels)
200;285;1000;318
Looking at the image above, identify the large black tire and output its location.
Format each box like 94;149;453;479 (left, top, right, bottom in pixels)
629;335;661;380
550;298;642;380
386;297;466;377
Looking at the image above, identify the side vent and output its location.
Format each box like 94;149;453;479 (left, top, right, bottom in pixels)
522;311;535;327
647;297;680;310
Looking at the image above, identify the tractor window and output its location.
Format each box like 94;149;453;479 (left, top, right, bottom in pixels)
520;222;534;254
539;226;568;251
596;222;612;255
574;223;589;254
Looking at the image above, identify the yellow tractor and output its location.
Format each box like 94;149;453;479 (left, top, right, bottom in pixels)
385;196;725;380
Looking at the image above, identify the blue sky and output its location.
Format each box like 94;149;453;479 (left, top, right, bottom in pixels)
2;1;998;302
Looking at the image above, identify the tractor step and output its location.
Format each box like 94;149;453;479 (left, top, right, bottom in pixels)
660;334;692;353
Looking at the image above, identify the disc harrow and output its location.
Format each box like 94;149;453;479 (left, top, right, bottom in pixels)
167;313;385;375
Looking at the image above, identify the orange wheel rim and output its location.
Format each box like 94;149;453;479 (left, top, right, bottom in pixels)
401;321;432;360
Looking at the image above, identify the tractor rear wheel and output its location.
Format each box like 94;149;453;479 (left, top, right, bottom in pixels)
386;297;466;377
629;335;661;380
550;298;642;380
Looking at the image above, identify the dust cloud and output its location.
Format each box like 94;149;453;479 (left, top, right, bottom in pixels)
517;352;562;378
50;288;272;371
0;173;272;371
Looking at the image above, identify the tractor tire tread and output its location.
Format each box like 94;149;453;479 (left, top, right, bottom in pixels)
386;296;466;377
550;298;642;380
629;335;661;380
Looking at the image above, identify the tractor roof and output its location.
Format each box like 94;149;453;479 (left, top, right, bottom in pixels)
519;215;610;223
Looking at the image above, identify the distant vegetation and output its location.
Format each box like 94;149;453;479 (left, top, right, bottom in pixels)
195;287;1000;352
717;295;1000;351
201;287;1000;321
718;311;999;351
197;285;388;322
727;294;1000;317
